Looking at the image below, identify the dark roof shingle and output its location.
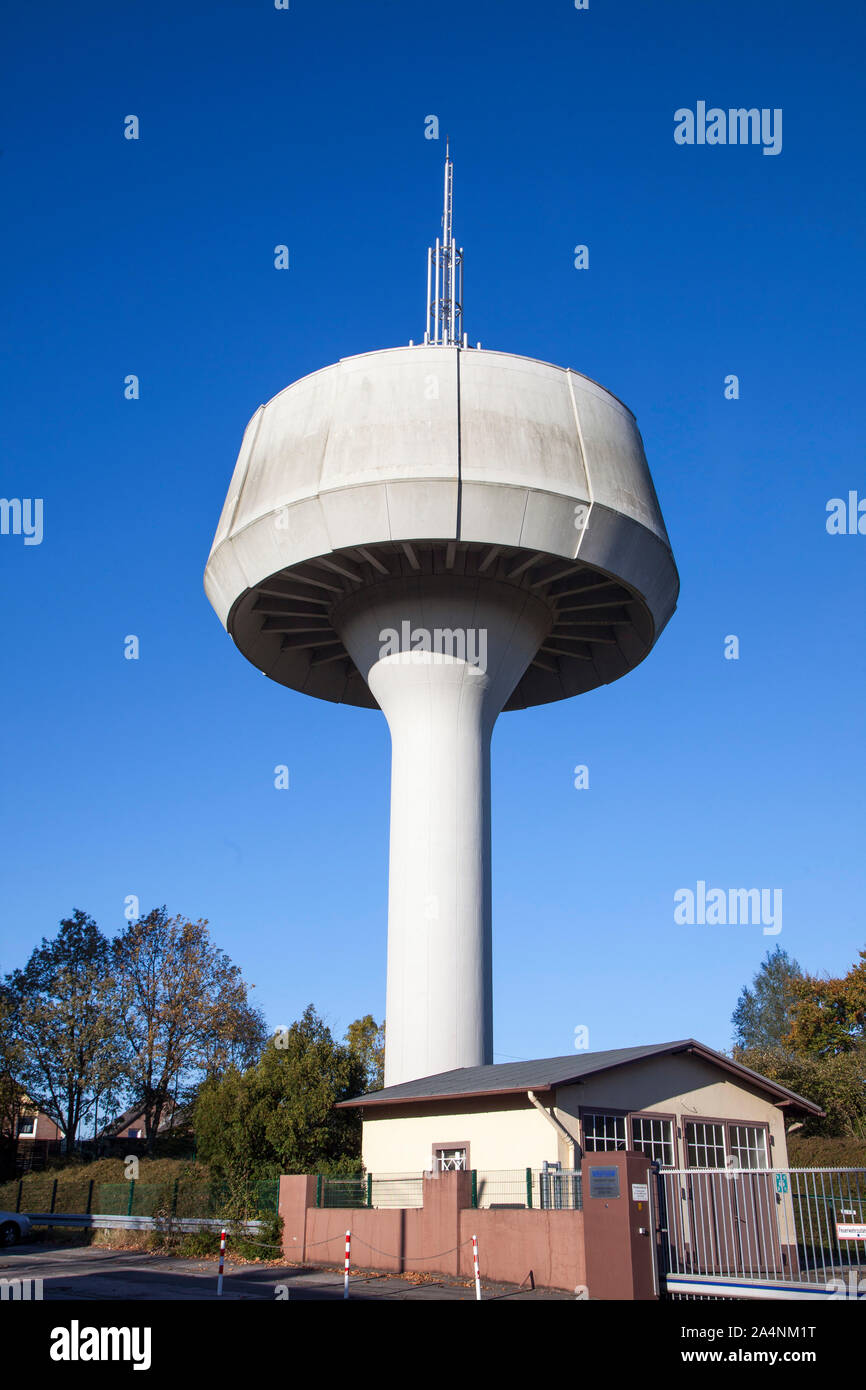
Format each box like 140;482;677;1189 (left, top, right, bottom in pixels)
337;1038;823;1115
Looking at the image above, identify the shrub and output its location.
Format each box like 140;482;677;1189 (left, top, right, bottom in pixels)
176;1230;220;1258
787;1134;866;1168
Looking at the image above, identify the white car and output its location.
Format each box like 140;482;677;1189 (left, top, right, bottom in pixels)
0;1213;32;1247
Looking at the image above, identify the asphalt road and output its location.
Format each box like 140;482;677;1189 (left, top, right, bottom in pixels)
0;1242;573;1300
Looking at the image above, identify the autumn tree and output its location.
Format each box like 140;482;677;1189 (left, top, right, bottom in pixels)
345;1014;385;1092
734;1042;866;1138
112;907;267;1153
784;949;866;1058
0;987;26;1178
733;947;866;1138
3;910;124;1150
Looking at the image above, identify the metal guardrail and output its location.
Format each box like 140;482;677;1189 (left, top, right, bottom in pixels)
658;1167;866;1297
24;1213;266;1233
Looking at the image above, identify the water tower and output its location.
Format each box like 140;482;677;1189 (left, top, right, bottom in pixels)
205;150;679;1087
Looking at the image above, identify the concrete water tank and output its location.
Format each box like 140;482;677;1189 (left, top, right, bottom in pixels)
205;341;678;1087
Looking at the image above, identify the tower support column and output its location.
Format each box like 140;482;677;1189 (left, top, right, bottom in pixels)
334;577;551;1086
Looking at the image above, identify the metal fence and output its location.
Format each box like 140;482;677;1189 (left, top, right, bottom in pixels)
317;1174;425;1209
658;1167;866;1298
317;1169;582;1211
474;1168;582;1210
11;1178;279;1220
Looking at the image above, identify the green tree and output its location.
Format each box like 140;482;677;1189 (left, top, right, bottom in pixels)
194;1005;366;1179
345;1014;385;1092
735;1042;866;1139
731;946;804;1050
112;907;267;1154
3;910;124;1150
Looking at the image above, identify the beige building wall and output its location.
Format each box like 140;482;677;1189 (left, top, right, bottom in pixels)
361;1093;562;1174
554;1053;791;1169
361;1054;794;1175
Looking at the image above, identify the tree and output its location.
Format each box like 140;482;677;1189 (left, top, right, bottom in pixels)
732;947;866;1138
345;1014;385;1092
0;987;26;1179
3;910;124;1150
731;946;804;1050
784;949;866;1058
194;1005;366;1179
112;907;267;1153
735;1042;866;1138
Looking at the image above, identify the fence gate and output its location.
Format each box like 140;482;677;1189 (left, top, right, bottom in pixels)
539;1161;581;1211
654;1166;866;1299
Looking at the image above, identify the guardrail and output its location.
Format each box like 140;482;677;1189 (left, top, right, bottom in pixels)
24;1213;267;1233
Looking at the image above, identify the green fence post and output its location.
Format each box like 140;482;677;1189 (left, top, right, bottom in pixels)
316;1174;322;1209
526;1168;533;1209
471;1170;478;1209
127;1180;135;1216
15;1180;22;1213
86;1180;94;1215
171;1178;179;1216
366;1173;373;1208
49;1179;58;1214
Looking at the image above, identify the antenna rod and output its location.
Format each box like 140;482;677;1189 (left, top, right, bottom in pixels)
424;141;463;346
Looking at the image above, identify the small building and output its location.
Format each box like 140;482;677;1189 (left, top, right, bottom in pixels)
3;1096;63;1173
14;1103;62;1147
341;1038;822;1182
101;1101;181;1143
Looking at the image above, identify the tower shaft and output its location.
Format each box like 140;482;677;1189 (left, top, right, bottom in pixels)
334;577;551;1086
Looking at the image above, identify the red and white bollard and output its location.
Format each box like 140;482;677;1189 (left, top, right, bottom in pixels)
472;1233;481;1301
217;1228;226;1297
344;1229;351;1300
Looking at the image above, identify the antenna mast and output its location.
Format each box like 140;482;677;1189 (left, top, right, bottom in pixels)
425;140;465;346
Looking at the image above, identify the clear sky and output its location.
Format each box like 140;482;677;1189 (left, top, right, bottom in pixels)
2;0;864;1064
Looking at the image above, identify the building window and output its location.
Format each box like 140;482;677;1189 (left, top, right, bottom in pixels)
685;1121;726;1169
17;1116;35;1137
728;1124;769;1170
631;1115;674;1167
582;1113;627;1152
685;1120;770;1170
127;1129;142;1139
434;1147;467;1171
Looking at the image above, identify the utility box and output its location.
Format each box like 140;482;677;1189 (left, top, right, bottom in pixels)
581;1150;658;1299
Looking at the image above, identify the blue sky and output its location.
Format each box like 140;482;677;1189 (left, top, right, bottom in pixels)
1;0;864;1064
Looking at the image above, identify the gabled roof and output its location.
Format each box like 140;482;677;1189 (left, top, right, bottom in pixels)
100;1101;180;1136
336;1038;823;1116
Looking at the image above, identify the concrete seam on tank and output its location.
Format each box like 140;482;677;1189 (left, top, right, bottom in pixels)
566;368;593;562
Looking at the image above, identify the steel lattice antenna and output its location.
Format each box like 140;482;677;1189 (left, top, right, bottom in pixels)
424;140;466;346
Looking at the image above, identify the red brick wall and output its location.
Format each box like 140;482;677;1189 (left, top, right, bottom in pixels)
279;1171;586;1293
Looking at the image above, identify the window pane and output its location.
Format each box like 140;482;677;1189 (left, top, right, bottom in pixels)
728;1124;768;1170
685;1121;725;1168
583;1113;626;1151
632;1115;674;1167
435;1147;466;1171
